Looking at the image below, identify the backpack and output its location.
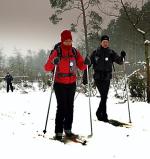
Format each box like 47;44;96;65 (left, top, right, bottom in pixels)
50;42;78;77
50;42;77;59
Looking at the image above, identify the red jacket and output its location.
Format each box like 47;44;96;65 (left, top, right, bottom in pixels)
44;46;87;84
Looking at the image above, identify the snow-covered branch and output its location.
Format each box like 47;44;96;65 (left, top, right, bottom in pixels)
145;40;150;45
137;28;145;35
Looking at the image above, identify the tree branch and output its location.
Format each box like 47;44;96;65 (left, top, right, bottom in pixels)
74;13;83;26
120;0;145;38
97;2;120;18
83;0;91;10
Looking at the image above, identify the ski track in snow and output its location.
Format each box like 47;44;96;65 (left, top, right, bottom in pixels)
0;86;150;159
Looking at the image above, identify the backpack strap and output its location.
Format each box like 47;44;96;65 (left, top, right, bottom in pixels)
56;46;62;58
55;46;77;59
72;47;77;58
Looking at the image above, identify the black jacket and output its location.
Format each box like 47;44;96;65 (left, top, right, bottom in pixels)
89;46;123;80
4;74;13;83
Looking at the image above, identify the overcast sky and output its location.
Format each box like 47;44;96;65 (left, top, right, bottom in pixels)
0;0;145;56
0;0;68;55
0;0;116;56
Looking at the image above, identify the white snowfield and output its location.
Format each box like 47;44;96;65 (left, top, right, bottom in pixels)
0;84;150;159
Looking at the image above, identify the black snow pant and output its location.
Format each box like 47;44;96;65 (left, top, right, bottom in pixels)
7;82;13;92
54;82;76;134
95;80;110;120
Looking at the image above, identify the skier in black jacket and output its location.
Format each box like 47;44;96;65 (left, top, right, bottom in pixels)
83;35;126;122
4;72;14;92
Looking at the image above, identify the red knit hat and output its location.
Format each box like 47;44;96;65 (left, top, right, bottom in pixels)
61;30;72;42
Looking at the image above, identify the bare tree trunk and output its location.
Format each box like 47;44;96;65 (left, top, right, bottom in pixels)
80;0;89;55
120;0;150;103
145;40;150;103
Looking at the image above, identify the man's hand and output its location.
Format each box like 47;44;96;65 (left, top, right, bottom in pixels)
120;50;126;58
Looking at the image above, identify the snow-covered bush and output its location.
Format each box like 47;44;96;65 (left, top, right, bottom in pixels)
128;72;145;100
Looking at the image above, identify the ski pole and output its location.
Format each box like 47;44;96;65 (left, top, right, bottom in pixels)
112;64;120;97
86;65;93;137
43;65;57;134
74;91;80;101
123;58;132;123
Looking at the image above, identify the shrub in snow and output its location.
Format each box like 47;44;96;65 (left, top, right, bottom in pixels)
128;72;145;99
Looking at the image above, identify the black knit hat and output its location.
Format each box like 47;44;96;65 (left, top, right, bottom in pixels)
101;35;109;42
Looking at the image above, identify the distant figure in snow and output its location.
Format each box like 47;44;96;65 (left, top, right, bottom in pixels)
4;72;14;93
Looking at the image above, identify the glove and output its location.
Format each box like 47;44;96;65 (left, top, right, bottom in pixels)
82;70;88;85
120;50;126;58
83;78;88;85
53;57;60;65
84;56;91;65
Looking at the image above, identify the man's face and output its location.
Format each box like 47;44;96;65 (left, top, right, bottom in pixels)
101;40;109;48
63;39;72;46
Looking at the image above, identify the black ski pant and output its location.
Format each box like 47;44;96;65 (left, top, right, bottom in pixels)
54;82;76;134
95;80;110;119
7;82;13;92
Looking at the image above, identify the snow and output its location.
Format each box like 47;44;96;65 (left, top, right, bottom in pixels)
0;83;150;159
145;40;150;44
137;28;145;35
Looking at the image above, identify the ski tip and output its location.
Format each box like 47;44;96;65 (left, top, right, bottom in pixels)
82;140;87;145
43;130;47;134
108;119;132;128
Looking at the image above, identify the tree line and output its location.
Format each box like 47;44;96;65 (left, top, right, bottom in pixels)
0;49;49;82
0;0;150;83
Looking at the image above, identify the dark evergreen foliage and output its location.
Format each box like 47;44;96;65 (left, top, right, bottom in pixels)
128;72;145;99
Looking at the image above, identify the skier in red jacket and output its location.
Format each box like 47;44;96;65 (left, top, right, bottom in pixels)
44;30;90;141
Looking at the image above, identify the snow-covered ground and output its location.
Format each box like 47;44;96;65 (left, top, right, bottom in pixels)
0;83;150;159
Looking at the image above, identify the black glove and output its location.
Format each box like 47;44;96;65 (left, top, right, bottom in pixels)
84;56;91;65
53;57;60;65
82;70;88;85
120;50;126;58
83;78;88;85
